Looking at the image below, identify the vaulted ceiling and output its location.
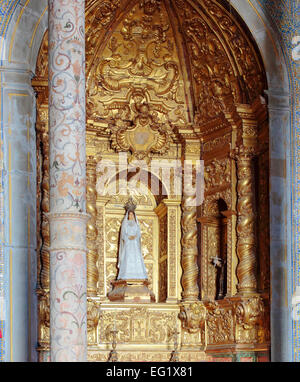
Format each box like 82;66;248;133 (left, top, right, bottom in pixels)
34;0;267;135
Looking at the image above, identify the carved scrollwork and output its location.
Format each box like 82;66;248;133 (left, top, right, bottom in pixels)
93;0;120;27
87;1;188;131
99;307;177;344
178;302;206;333
87;299;101;344
39;291;50;329
109;100;173;161
206;301;234;344
201;0;265;102
87;299;100;331
235;297;266;344
86;0;120;56
37;290;50;345
140;0;161;15
174;0;235;124
204;189;231;217
204;158;231;191
203;134;231;153
235;297;264;330
33;0;270;359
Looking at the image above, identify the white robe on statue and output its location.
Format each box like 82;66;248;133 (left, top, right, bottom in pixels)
117;211;148;280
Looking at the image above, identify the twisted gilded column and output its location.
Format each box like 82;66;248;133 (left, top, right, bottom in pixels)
181;142;201;302
86;157;98;296
40;125;50;291
48;0;88;362
234;146;257;295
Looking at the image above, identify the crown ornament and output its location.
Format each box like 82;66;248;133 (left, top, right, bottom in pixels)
124;196;137;212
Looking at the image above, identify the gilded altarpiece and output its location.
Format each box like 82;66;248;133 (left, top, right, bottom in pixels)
33;0;271;362
98;180;159;299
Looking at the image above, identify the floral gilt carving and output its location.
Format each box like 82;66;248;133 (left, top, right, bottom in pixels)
178;302;206;333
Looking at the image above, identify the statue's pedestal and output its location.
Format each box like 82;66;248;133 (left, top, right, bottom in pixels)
108;279;155;303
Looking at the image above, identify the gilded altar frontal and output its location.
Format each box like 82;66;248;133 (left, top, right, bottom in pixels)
5;0;300;364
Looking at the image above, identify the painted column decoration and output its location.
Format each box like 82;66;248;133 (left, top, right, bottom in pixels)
48;0;88;362
181;141;201;302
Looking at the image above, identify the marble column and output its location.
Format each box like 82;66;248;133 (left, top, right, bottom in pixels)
48;0;88;362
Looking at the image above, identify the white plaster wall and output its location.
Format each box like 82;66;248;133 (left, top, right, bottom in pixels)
1;0;47;72
1;68;38;362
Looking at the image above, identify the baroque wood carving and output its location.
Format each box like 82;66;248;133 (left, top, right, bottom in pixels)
33;0;270;361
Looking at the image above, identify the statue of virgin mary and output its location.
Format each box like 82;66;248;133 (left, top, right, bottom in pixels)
117;198;148;280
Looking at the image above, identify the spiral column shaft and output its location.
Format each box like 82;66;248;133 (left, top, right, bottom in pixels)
235;146;257;295
181;142;201;302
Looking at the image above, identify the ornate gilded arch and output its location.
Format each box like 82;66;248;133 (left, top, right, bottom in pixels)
33;0;270;362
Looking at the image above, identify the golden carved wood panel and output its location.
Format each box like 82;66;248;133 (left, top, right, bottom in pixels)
105;216;154;261
88;350;210;362
98;307;177;344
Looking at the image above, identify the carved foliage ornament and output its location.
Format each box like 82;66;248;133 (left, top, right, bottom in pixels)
39;291;50;329
99;307;176;344
140;0;161;16
87;299;100;331
109;100;173;161
93;0;120;27
86;0;121;56
201;0;264;101
204;158;231;191
87;0;188;133
173;0;264;124
206;301;234;344
174;0;235;123
235;297;264;330
178;302;206;333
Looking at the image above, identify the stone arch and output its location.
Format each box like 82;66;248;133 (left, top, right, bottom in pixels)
0;0;292;362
